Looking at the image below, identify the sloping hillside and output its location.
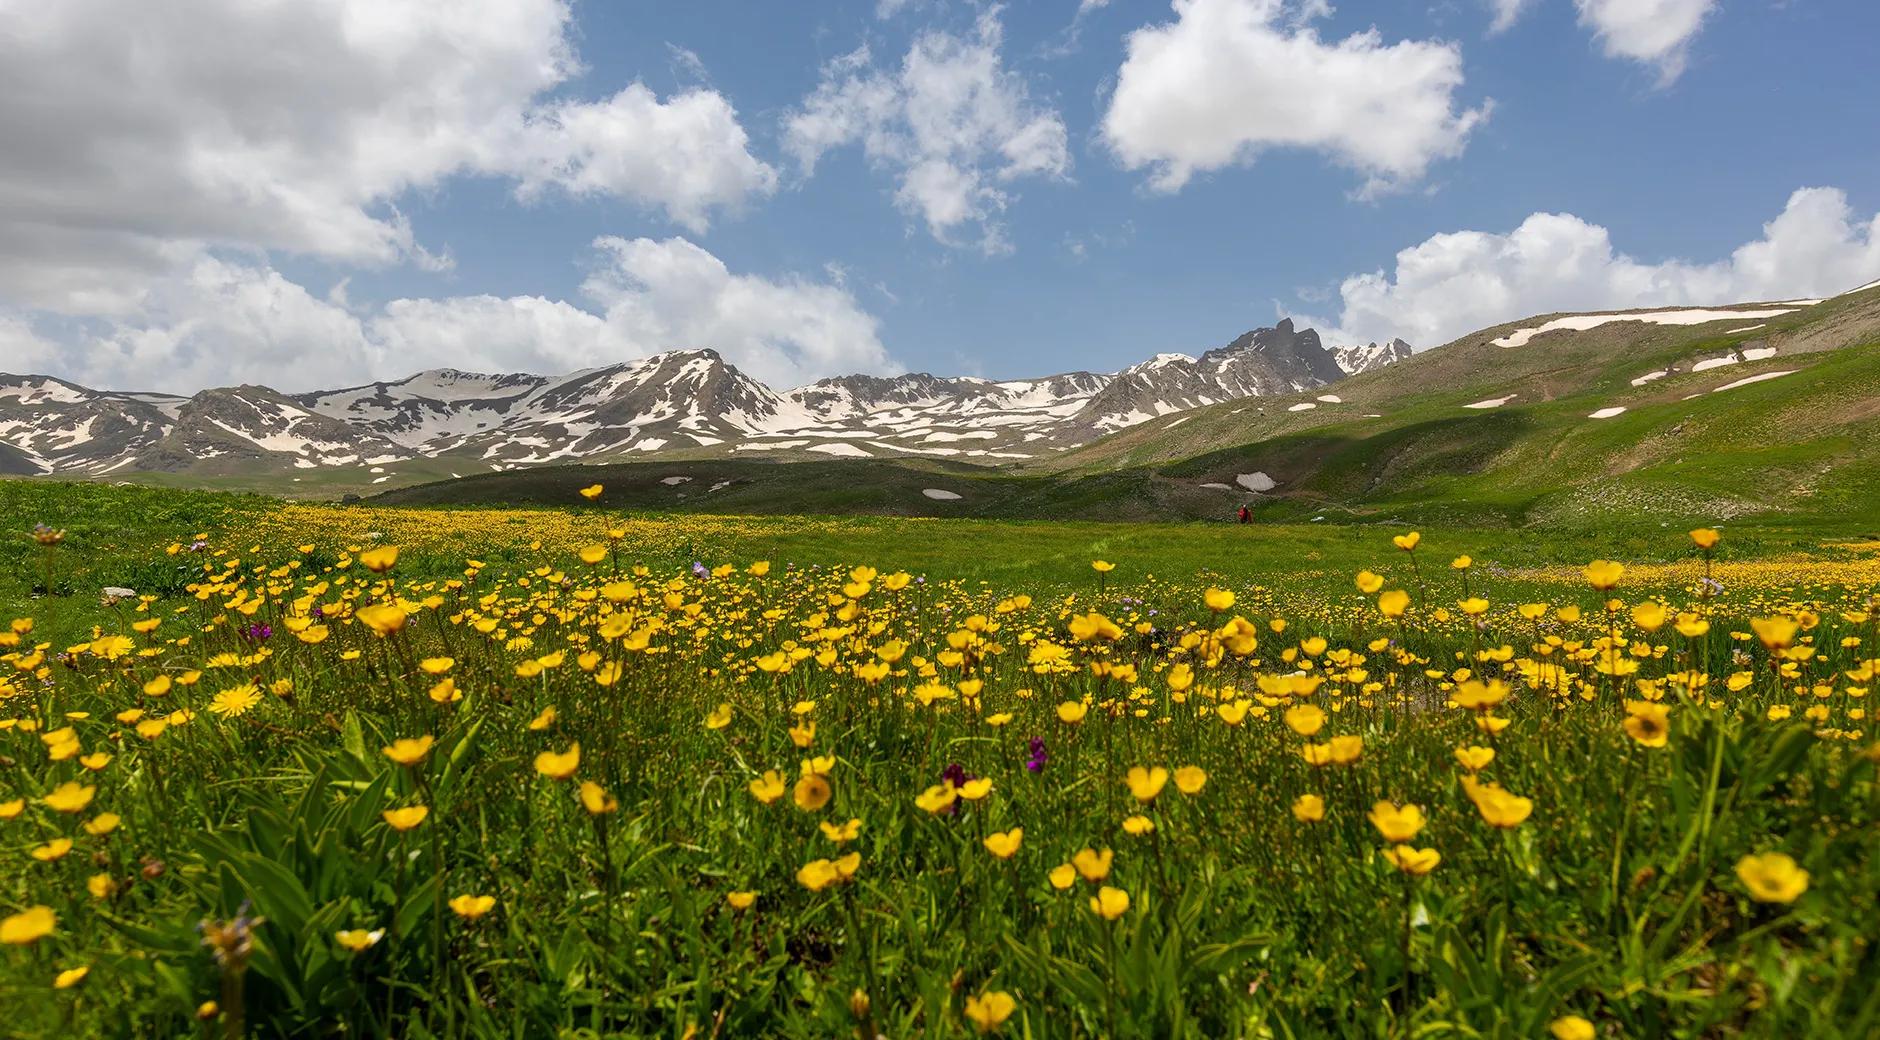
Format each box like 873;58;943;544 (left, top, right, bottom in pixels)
380;285;1880;531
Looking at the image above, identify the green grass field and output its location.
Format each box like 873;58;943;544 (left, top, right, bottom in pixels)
2;480;1876;1037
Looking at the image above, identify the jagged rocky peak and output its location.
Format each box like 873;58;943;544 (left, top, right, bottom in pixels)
2;318;1414;480
1330;337;1415;376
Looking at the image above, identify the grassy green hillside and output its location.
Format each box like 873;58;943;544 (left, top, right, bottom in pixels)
375;288;1880;531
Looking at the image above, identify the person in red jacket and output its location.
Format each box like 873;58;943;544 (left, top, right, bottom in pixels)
1237;504;1252;524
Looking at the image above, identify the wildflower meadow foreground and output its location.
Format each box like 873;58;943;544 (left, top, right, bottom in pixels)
2;496;1877;1038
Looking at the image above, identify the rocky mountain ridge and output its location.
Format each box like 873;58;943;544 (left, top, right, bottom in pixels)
1;320;1402;484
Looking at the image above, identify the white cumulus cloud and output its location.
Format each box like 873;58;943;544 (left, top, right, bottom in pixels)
21;240;894;394
1100;0;1490;197
1301;187;1880;350
783;7;1071;253
0;0;776;313
1575;0;1716;83
1484;0;1535;34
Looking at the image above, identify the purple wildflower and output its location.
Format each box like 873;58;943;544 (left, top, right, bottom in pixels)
1024;736;1048;773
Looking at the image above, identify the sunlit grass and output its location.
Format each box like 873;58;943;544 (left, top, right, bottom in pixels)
1;487;1875;1037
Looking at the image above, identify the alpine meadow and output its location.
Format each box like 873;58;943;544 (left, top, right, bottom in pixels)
4;1;1880;1038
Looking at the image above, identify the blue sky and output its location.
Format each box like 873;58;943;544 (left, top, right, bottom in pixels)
3;0;1877;393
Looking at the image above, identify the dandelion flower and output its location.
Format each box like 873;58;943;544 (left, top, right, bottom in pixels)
209;684;263;718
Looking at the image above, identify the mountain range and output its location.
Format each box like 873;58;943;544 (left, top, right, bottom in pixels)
1;320;1400;487
362;277;1880;530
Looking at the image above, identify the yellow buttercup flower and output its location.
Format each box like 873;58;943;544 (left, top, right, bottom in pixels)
448;894;496;919
578;781;618;815
1471;786;1533;829
1173;765;1207;794
336;928;384;952
963;990;1017;1033
382;735;434;767
1624;701;1670;748
32;838;74;861
1203;588;1235;611
794;773;833;811
578;484;604;500
1631;601;1667;632
382;806;429;832
914;783;958;814
1750;616;1798;650
1453;679;1508;712
1;906;55;945
1071;847;1113;882
358;546;399;573
820;817;862;843
705;702;733;729
1291;794;1325;822
726;891;757;910
983;827;1023;858
1735;851;1808;903
1583;560;1624;591
1048;864;1077;890
1125;765;1168;802
1284;702;1326;736
1367;801;1425;843
54;966;90;989
1089;886;1130;920
533;742;581;780
355;604;408;635
1382;845;1441;875
1549;1016;1595;1040
1454;746;1495;771
43;781;96;814
749;770;786;805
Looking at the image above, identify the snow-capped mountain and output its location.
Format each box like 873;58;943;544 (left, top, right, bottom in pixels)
1331;338;1414;376
2;319;1404;484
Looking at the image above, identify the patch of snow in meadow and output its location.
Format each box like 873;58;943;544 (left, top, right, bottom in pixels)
922;488;962;500
808;442;870;458
1464;395;1516;409
1710;370;1796;393
1492;308;1797;348
1588;407;1627;419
